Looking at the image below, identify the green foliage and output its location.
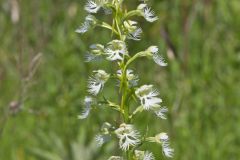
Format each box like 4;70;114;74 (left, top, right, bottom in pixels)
0;0;240;159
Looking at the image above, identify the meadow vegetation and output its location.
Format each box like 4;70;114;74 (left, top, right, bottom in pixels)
0;0;240;159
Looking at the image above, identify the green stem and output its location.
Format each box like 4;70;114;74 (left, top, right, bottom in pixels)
123;10;142;21
97;22;119;35
113;1;138;159
123;51;145;73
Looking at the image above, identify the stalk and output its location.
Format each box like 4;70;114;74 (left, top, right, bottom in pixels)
113;1;131;159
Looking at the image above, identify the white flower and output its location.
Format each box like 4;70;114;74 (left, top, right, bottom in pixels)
135;85;162;110
85;44;105;62
137;4;158;22
75;15;97;34
143;151;155;160
108;156;123;160
85;52;103;62
147;46;168;66
162;142;174;158
148;46;159;54
85;0;111;14
143;7;158;22
75;21;90;34
88;70;110;95
90;44;105;54
95;134;110;146
146;132;170;145
154;106;168;119
157;132;169;142
105;40;128;61
128;28;143;41
153;133;174;158
78;96;94;119
153;54;168;66
117;69;139;87
115;123;140;151
137;3;148;10
85;1;101;13
124;20;143;41
135;150;155;160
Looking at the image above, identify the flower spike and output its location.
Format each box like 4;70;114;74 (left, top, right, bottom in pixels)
78;0;174;159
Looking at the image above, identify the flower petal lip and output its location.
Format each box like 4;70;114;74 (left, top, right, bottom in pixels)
95;134;110;146
153;54;168;66
154;106;168;119
162;142;174;158
75;15;97;34
147;46;168;67
78;96;94;119
75;22;90;34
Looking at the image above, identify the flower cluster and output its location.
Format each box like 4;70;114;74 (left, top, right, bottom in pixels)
77;0;174;159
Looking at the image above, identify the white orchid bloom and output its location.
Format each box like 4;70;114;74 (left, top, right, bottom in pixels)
137;3;158;22
88;70;110;95
75;15;97;34
135;85;162;110
124;20;143;41
147;46;168;66
85;44;105;62
143;151;155;160
85;0;111;14
85;1;101;13
115;124;140;151
105;40;128;61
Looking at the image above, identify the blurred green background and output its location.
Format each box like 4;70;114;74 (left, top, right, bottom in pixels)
0;0;240;159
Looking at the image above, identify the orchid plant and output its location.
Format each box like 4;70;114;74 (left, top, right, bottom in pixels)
77;0;174;159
